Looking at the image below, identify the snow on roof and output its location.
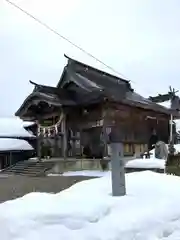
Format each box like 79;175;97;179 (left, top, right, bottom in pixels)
0;138;33;151
0;117;34;138
158;100;171;108
23;121;35;127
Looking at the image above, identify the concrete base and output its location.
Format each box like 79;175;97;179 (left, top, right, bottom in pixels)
49;159;103;174
45;156;136;174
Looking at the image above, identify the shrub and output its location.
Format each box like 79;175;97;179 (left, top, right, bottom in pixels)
165;154;180;176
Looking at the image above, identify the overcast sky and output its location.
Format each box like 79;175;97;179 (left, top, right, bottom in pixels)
0;0;180;116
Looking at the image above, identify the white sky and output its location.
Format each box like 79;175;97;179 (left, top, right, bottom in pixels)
1;0;180;116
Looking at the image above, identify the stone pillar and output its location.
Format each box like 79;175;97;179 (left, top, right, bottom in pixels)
110;142;126;196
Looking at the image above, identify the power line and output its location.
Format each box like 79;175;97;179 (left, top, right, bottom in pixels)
4;0;128;80
5;0;170;97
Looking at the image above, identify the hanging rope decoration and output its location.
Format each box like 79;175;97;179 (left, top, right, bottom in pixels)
37;114;64;136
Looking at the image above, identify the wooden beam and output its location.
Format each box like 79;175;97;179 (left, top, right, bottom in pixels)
102;107;109;158
36;110;61;122
61;112;67;159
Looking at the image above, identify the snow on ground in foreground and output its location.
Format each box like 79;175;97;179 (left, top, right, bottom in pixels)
1;172;180;239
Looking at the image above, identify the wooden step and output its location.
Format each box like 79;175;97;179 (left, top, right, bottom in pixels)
1;160;55;177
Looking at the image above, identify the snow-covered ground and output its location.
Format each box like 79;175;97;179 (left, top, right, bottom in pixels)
1;171;180;239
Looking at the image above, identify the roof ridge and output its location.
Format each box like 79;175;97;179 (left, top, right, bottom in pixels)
64;54;130;84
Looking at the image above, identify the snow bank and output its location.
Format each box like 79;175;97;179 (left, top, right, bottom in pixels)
126;158;165;169
0;117;34;137
0;138;33;151
125;144;180;170
1;171;180;239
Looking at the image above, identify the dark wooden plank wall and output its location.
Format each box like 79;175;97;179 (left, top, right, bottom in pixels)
36;102;170;158
103;102;170;144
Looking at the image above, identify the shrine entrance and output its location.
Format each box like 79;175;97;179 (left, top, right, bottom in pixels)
81;126;104;159
37;113;67;159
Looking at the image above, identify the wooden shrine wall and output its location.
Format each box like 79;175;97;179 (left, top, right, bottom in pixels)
103;102;170;144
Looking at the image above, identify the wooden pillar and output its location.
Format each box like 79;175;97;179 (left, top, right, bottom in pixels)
54;135;59;157
79;128;83;157
37;122;42;161
72;139;75;157
9;151;12;166
102;125;108;157
102;108;109;158
61;113;67;159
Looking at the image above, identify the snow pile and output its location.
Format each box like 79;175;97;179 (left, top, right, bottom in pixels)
126;158;165;169
1;172;180;239
124;148;166;170
0;138;33;151
0;117;34;137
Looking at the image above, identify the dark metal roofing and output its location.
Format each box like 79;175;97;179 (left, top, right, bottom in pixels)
124;92;174;115
57;57;175;115
58;55;133;91
15;83;76;117
15;55;180;118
